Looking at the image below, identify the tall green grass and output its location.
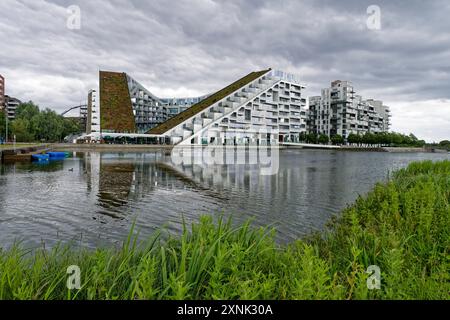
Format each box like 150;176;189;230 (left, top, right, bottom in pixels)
0;160;449;300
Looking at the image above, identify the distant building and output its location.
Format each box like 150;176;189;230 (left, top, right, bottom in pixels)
0;75;23;120
308;80;390;140
79;103;88;132
0;74;5;111
161;95;210;118
4;95;22;120
87;89;100;134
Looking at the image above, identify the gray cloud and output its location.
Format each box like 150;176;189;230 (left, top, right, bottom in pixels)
0;0;449;141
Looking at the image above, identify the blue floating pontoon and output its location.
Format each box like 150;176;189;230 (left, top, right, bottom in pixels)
32;154;50;162
47;152;68;158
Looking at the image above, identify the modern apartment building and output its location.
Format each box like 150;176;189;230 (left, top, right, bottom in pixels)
148;69;308;145
95;71;208;134
0;74;5;111
308;80;390;139
87;89;100;134
4;95;22;120
85;68;308;145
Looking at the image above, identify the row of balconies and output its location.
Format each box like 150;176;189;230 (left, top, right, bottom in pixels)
170;74;285;143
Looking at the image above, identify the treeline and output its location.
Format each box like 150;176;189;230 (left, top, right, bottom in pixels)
299;131;428;147
430;140;450;151
0;102;81;143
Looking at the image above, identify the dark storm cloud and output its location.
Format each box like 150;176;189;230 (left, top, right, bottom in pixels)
0;0;449;141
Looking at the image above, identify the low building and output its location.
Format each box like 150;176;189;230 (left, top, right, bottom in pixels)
308;80;390;139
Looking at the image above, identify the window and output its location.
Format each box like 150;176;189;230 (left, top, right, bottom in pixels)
245;109;251;121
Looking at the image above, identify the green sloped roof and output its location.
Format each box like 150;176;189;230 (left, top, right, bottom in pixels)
100;71;136;133
147;68;271;135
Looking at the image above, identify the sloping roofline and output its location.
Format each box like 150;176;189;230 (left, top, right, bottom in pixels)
147;68;271;135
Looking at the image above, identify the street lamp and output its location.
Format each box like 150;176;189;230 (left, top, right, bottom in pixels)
5;113;8;144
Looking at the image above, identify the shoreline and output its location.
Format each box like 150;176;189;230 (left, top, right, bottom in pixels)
1;143;446;162
50;143;445;153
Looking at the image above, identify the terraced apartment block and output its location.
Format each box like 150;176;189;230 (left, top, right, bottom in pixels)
148;69;308;145
87;68;309;145
308;80;391;139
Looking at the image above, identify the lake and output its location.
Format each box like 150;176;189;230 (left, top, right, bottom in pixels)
0;149;448;248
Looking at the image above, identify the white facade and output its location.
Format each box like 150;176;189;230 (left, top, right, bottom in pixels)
308;80;390;139
89;89;100;133
161;69;308;145
127;76;166;133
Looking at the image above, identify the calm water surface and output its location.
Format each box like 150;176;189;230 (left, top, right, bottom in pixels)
0;149;448;248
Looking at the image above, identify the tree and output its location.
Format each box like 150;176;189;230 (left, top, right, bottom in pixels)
11;118;34;142
9;101;81;143
389;132;403;145
62;118;81;138
347;133;360;145
0;111;6;141
318;134;329;145
15;101;40;120
331;134;344;145
377;132;390;146
439;140;450;150
409;133;419;143
306;133;318;144
299;132;308;143
362;132;377;146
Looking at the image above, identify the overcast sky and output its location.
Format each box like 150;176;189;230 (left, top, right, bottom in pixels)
0;0;449;142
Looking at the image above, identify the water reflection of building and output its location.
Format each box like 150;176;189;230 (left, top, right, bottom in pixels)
82;152;179;212
98;162;135;208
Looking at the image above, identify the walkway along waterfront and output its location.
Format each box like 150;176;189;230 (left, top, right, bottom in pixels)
1;143;445;164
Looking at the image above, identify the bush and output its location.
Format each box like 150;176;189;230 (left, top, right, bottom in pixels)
318;134;329;145
331;134;344;145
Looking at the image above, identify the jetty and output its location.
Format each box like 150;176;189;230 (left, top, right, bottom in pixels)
0;144;51;163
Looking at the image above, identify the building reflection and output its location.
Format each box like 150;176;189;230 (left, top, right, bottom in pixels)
79;150;360;238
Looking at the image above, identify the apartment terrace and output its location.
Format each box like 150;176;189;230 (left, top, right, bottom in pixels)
147;69;271;135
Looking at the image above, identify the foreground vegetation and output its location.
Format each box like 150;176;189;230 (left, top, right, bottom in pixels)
0;160;448;300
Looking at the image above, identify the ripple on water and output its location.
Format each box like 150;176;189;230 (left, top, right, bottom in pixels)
0;150;448;247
